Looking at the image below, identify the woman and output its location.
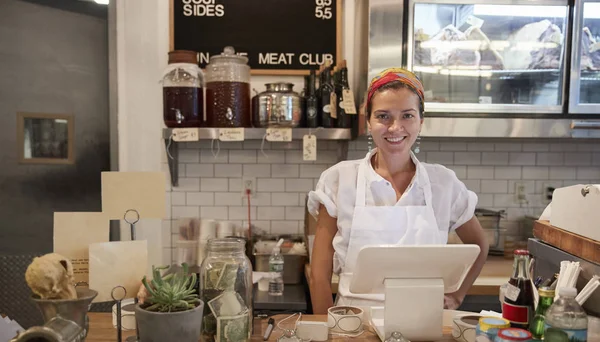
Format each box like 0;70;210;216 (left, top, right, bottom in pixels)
307;68;488;315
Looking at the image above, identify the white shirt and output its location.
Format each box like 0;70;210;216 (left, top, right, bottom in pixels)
307;148;478;274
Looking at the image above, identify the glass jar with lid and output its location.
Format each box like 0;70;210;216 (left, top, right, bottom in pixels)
200;238;253;342
205;46;251;128
161;50;206;127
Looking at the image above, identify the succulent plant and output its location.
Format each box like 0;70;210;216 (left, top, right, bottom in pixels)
141;263;200;312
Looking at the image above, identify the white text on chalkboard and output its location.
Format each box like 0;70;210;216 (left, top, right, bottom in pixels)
258;53;333;66
182;0;225;17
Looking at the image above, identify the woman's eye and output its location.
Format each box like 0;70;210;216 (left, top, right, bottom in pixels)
403;113;414;119
376;114;389;120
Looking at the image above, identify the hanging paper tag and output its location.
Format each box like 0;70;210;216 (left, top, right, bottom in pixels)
342;89;357;114
303;135;317;161
172;128;199;142
479;96;492;104
219;128;244;141
266;128;292;142
330;93;337;119
466;15;485;28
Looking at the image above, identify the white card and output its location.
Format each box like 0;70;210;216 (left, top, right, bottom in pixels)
303;135;317;161
504;283;521;302
266;128;292;142
342;89;357;114
219;128;245;141
172;128;199;142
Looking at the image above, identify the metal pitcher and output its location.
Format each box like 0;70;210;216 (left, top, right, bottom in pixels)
252;82;303;128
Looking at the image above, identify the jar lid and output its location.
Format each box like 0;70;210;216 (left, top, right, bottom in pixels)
514;249;529;255
496;328;532;340
168;50;198;64
478;317;510;331
209;46;248;65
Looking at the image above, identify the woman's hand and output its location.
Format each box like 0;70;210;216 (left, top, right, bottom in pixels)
444;292;464;310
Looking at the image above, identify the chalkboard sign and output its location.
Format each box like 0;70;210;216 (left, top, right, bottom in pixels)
170;0;342;75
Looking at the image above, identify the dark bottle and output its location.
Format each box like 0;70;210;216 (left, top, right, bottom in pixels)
319;63;335;128
335;60;353;129
529;287;555;340
502;249;535;330
305;70;320;128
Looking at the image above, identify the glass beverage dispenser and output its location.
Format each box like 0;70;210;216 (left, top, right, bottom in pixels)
205;46;252;128
161;50;206;127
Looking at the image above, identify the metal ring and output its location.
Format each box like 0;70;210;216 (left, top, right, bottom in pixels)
581;185;590;197
123;209;140;225
111;285;127;301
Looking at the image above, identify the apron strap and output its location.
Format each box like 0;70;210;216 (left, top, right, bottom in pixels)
355;160;367;208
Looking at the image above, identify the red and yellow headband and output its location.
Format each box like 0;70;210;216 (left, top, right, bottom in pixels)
366;68;425;111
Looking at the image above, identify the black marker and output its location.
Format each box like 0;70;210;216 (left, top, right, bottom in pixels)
263;318;275;341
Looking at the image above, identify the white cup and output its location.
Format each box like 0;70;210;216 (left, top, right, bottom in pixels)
327;306;364;334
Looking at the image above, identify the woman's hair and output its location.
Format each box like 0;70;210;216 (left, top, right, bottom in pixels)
366;80;425;120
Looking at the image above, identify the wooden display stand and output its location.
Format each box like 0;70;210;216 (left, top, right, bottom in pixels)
533;220;600;264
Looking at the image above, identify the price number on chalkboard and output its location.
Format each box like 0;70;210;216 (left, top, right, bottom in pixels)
315;0;332;20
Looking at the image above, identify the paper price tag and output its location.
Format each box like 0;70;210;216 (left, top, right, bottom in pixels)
172;128;199;142
466;15;484;28
342;89;357;114
303;135;317;161
219;128;245;141
479;96;492;104
504;283;521;302
266;128;292;142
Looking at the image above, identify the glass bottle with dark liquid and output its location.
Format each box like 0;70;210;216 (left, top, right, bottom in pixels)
305;70;319;128
502;249;535;330
162;50;205;127
319;63;335;128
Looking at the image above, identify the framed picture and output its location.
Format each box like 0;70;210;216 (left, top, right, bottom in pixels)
17;112;74;164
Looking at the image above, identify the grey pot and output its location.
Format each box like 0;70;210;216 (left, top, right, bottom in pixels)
134;301;204;342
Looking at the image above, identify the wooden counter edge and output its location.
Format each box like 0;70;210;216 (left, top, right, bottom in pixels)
87;312;456;341
533;220;600;264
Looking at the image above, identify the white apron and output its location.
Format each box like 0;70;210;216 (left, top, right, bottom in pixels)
336;158;447;310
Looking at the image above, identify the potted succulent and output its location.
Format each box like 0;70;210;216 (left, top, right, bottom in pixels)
135;263;204;342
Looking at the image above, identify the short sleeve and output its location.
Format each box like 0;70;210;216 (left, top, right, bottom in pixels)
307;167;339;219
449;175;478;231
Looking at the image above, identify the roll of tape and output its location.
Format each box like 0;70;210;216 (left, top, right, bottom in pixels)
112;298;137;331
452;314;481;342
327;306;364;335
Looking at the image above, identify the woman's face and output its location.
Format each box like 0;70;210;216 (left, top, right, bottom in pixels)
368;87;423;156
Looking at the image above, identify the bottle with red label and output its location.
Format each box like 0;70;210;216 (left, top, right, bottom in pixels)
502;249;535;330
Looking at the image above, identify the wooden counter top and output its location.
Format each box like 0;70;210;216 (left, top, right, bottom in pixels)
87;311;460;341
305;255;512;296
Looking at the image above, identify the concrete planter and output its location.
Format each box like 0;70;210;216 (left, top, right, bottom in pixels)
134;301;204;342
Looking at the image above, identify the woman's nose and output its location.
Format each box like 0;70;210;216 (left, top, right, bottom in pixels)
388;120;404;132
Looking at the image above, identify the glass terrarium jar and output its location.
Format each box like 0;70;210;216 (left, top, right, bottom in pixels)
205;46;251;128
161;50;206;127
200;238;253;342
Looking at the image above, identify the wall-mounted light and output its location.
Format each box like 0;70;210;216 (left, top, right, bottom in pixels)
95;0;109;5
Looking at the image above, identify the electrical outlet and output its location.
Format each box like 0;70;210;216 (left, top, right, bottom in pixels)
515;182;528;204
241;177;256;197
541;182;556;204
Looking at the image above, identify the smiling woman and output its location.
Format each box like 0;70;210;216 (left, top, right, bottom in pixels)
306;68;489;316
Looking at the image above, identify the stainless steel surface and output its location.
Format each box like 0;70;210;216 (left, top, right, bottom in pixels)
162;128;352;140
253;284;307;312
528;238;600;317
569;0;600;114
406;0;568;113
254;253;307;284
572;120;600;129
368;0;404;84
252;83;303;128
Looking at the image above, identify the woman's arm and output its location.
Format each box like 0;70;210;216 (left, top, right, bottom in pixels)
444;216;489;309
309;204;338;314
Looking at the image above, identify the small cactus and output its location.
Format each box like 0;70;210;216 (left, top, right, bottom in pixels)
141;263;200;312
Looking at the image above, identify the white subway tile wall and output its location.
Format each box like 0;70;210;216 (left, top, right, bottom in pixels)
163;138;600;262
